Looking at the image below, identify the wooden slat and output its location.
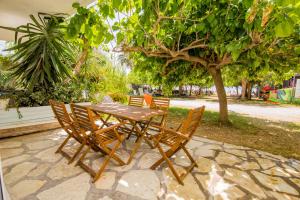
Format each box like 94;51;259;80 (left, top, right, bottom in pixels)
128;96;144;107
87;103;165;122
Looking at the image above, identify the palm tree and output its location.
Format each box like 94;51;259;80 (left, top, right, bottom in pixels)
0;13;75;90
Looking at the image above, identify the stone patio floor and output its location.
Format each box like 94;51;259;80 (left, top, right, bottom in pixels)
1;129;300;200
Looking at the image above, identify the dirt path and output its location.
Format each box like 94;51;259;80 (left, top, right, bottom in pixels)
171;98;300;123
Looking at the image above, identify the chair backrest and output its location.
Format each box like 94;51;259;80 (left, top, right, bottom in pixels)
150;98;170;111
49;100;72;129
180;106;205;138
70;103;98;132
128;96;144;107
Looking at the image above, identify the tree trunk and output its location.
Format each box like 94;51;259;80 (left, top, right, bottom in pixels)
236;86;239;96
247;82;252;100
73;38;89;75
209;68;229;123
189;85;193;96
241;79;248;99
179;85;183;96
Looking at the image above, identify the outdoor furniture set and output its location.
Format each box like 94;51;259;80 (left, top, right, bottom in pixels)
49;96;205;185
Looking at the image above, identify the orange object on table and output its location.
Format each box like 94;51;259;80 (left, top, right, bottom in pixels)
144;94;153;106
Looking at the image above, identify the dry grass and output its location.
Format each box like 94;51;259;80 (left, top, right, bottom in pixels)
167;107;300;160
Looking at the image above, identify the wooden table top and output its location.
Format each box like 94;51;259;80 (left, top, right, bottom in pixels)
87;103;166;121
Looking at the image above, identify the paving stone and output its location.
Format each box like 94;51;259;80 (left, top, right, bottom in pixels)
262;167;291;177
256;158;276;169
225;149;247;157
236;161;261;170
2;167;8;174
0;141;22;148
290;161;300;172
28;163;50;177
115;149;131;162
35;146;61;163
37;173;91;200
223;143;250;150
26;140;57;150
195;157;223;173
259;151;288;162
2;154;30;168
137;152;161;169
196;174;245;200
0;148;24;159
194;147;215;158
163;166;205;199
98;196;112;200
47;159;82;180
186;139;203;149
215;152;242;166
251;171;299;196
224;168;267;199
4;162;38;185
266;191;299;200
9;179;46;199
174;149;192;167
108;159;136;172
95;172;116;190
116;170;160;200
203;144;223;150
282;164;300;178
247;151;260;158
196;137;223;144
290;178;300;188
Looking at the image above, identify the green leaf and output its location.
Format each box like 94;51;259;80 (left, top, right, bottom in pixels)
295;46;300;55
112;0;122;9
275;20;294;37
116;32;124;44
72;2;80;8
232;50;241;61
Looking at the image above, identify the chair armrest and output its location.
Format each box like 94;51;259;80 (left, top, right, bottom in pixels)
95;122;125;134
94;122;126;142
148;126;188;140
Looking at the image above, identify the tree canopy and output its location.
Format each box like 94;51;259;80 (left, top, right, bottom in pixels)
68;0;300;122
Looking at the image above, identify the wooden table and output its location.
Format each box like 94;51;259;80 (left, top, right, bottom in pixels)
87;103;166;164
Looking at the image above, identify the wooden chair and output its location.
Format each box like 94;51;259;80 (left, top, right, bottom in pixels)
70;103;126;182
49;100;87;164
123;96;145;138
150;106;205;185
149;97;170;126
128;96;144;107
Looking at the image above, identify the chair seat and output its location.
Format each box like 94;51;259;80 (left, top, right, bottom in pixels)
93;129;123;145
153;129;184;147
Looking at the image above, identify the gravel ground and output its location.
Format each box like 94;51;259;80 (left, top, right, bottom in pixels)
171;98;300;123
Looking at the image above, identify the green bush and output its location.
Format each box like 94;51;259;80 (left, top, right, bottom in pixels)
108;92;128;103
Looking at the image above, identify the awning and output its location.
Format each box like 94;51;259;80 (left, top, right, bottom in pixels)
0;0;95;41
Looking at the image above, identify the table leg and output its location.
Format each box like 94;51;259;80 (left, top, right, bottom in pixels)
99;114;111;128
126;118;153;164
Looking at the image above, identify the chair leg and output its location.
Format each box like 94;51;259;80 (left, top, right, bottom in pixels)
76;145;91;166
68;142;85;164
93;140;123;182
127;135;143;164
56;135;71;153
150;147;180;170
182;145;198;168
156;143;184;185
126;123;136;140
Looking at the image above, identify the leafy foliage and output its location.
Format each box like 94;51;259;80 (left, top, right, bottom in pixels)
77;52;129;103
0;55;14;90
0;13;75;89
